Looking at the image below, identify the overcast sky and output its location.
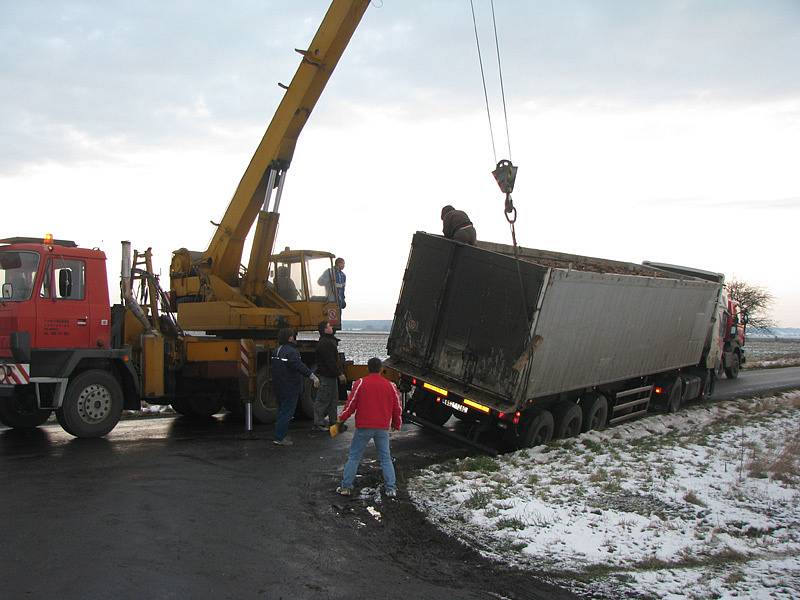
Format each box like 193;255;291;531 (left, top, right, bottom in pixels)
2;1;799;325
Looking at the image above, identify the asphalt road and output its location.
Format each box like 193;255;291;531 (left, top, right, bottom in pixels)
1;366;798;600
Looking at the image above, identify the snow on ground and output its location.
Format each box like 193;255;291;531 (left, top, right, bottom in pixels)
409;392;800;599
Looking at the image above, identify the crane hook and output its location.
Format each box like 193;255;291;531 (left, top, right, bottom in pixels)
493;159;518;224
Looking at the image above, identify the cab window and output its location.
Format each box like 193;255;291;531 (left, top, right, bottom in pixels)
54;259;85;300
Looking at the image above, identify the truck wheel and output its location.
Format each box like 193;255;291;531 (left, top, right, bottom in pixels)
252;365;277;424
187;396;224;418
581;394;608;432
699;370;715;401
666;380;682;414
170;397;192;416
724;353;740;379
299;377;316;420
0;388;52;428
521;410;554;448
553;402;582;439
56;370;123;438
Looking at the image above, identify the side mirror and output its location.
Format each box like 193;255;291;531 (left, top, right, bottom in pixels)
59;269;73;298
1;282;11;299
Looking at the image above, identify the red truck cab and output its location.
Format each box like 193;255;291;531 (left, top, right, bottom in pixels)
0;237;111;358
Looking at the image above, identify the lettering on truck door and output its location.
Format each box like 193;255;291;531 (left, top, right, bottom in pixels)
37;257;92;349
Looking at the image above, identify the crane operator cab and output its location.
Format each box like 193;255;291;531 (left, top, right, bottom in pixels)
268;248;341;329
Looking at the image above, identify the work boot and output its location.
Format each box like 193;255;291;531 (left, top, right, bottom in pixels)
385;488;397;498
336;486;352;496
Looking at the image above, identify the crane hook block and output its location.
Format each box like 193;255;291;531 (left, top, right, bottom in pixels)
492;159;518;195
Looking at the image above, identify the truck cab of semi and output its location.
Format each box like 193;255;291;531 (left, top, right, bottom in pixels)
0;236;111;360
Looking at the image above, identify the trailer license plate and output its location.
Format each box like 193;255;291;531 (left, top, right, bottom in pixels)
442;399;468;413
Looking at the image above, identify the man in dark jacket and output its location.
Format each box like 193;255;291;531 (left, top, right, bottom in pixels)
314;320;346;431
272;327;319;446
335;357;402;498
441;205;477;245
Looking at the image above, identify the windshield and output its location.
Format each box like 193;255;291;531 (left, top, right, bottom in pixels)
308;256;335;302
0;251;40;301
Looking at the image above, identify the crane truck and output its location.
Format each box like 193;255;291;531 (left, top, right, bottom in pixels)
0;0;371;437
386;233;747;452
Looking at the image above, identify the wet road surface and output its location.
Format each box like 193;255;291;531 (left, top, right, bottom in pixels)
0;416;575;600
1;366;798;599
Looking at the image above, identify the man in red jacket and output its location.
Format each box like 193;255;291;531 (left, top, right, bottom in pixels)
336;357;402;498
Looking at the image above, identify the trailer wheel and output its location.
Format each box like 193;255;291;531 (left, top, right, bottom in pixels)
553;403;582;439
521;410;554;448
411;388;452;426
666;380;683;414
581;394;608;433
252;365;277;424
56;370;123;438
724;352;740;379
0;388;52;428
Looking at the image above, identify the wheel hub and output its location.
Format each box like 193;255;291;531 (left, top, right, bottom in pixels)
76;384;111;423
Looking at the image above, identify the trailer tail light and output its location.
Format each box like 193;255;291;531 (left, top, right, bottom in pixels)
463;398;490;414
654;386;663;395
411;378;417;385
498;411;505;420
423;382;448;397
513;411;521;425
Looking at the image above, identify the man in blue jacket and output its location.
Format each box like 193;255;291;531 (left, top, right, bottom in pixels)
272;327;319;446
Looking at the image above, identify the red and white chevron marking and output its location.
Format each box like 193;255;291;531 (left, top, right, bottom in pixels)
239;341;252;378
0;363;30;385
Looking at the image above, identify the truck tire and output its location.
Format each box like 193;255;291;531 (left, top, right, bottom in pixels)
0;388;52;428
299;377;316;420
581;394;608;433
170;397;192;416
666;379;682;414
700;370;715;401
252;365;277;424
56;370;123;438
553;402;582;439
187;395;224;418
724;352;740;379
411;388;452;426
521;410;554;448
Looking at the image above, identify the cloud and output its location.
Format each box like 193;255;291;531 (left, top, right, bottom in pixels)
2;1;799;174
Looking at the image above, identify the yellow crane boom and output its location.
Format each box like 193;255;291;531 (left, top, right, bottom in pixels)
203;0;370;286
169;0;370;334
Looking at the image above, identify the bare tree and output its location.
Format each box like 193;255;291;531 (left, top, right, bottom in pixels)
725;279;777;330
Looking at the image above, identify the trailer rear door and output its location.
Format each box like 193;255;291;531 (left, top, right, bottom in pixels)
388;233;548;404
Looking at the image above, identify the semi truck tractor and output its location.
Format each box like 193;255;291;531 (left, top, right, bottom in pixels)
386;233;744;451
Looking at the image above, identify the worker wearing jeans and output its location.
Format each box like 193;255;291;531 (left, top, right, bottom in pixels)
336;357;402;497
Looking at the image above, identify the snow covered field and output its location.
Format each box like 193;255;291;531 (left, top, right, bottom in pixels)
409;392;800;599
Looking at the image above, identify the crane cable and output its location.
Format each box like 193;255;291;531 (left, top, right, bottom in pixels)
470;0;533;420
